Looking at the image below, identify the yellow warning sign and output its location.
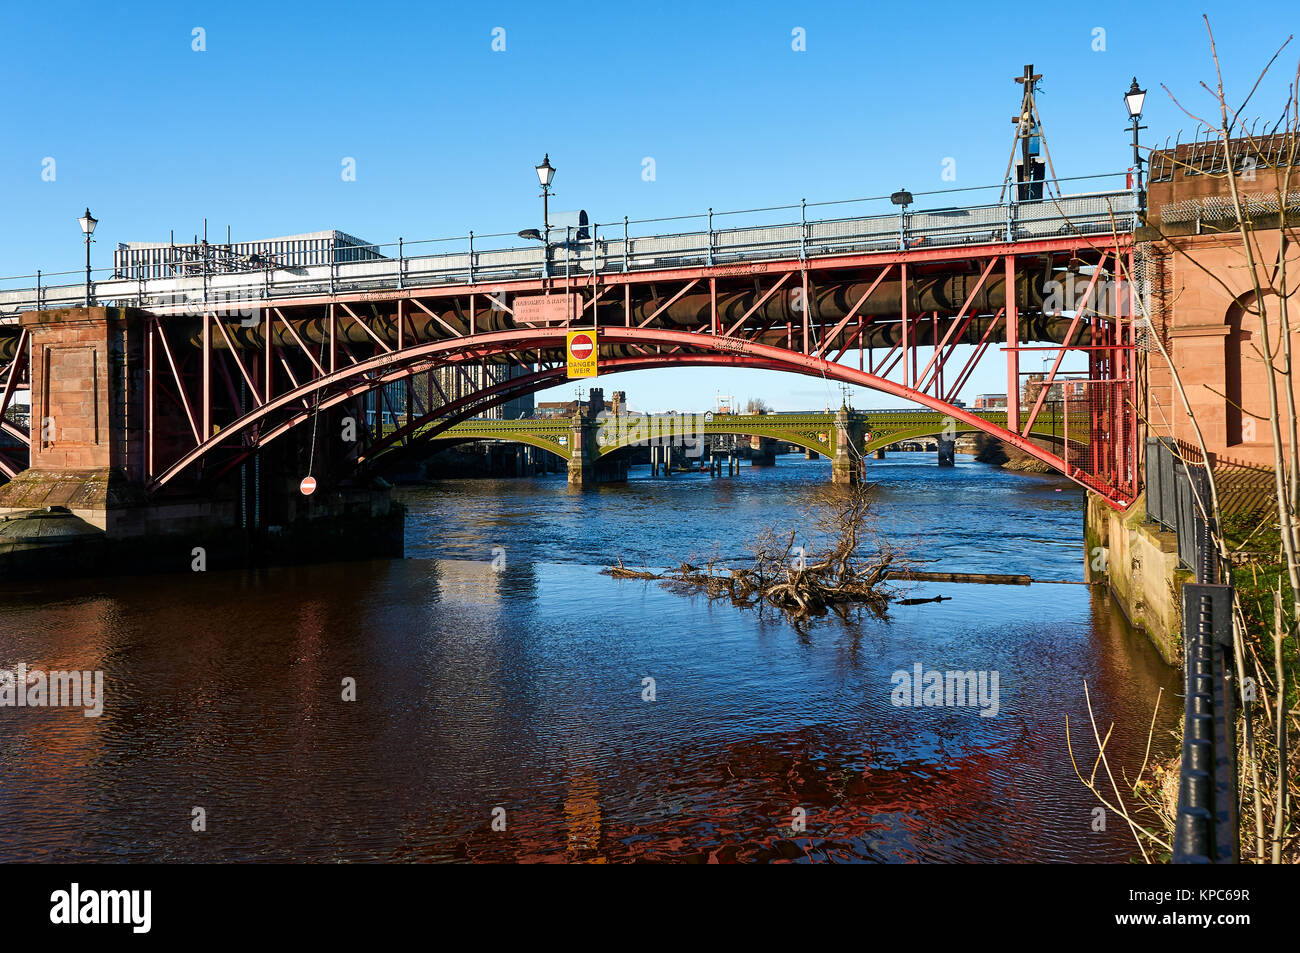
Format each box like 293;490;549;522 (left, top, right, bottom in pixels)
567;329;598;378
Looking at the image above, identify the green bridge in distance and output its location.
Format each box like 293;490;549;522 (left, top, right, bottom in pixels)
377;407;1074;485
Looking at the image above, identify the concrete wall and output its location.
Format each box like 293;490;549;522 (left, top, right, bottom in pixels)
1085;491;1188;665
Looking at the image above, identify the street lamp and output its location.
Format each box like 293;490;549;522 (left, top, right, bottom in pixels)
78;208;98;307
890;189;913;250
535;154;556;233
532;155;556;278
1124;77;1147;196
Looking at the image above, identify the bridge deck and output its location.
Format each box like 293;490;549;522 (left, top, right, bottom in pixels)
0;190;1137;317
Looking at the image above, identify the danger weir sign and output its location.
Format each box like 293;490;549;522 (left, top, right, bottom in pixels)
566;330;598;378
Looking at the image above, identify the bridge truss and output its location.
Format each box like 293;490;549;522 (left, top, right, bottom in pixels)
0;189;1140;505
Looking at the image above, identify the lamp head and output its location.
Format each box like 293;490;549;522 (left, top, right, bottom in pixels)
78;208;98;236
1124;78;1146;119
535;154;556;189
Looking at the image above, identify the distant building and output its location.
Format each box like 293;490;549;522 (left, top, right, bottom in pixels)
973;393;1007;410
536;386;628;419
1024;375;1091;405
114;229;385;280
1023;374;1065;403
430;364;534;420
536;401;576;417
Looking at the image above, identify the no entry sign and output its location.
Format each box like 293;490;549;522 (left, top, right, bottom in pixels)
567;329;598;378
300;476;317;496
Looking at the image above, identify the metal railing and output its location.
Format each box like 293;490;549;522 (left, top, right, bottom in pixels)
1147;438;1239;863
1146;438;1220;577
0;173;1137;321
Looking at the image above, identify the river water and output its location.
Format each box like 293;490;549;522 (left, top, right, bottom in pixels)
0;452;1178;863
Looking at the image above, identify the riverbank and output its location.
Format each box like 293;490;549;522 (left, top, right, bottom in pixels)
1084;493;1186;665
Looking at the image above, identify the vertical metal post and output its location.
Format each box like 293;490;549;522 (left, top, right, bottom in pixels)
800;198;807;260
397;238;404;290
1006;254;1020;432
623;216;629;273
263;308;272;401
900;262;909;387
201;312;211;439
801;269;810;354
1128;246;1139;496
36;270;41;310
239;379;247;530
468;231;475;284
84;234;93;307
146;319;155;479
710;277;717;335
707;208;714;266
202;224;209;306
329;302;337;373
933;311;940;397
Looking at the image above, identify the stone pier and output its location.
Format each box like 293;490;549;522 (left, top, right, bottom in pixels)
749;435;777;467
566;413;628;485
831;406;868;484
0;306;403;578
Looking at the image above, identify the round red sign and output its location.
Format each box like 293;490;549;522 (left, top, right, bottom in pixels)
569;333;594;360
300;476;317;496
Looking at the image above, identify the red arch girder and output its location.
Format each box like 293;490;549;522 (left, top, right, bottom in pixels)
147;325;1132;504
210;354;798;484
204;348;553;484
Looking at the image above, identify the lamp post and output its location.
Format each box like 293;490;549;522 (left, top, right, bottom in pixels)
534;155;556;280
890;189;913;250
535;154;556;233
78;207;98;307
1124;77;1147;197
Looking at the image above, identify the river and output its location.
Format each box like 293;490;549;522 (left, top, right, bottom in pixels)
0;451;1178;862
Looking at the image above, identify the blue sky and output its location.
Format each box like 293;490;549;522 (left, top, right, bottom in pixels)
2;1;1297;411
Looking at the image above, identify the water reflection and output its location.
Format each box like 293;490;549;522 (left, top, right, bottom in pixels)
0;455;1177;862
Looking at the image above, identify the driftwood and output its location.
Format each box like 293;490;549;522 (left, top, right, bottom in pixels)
896;595;952;605
602;484;895;625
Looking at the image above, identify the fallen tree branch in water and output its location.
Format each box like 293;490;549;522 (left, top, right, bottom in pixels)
602;484;896;626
